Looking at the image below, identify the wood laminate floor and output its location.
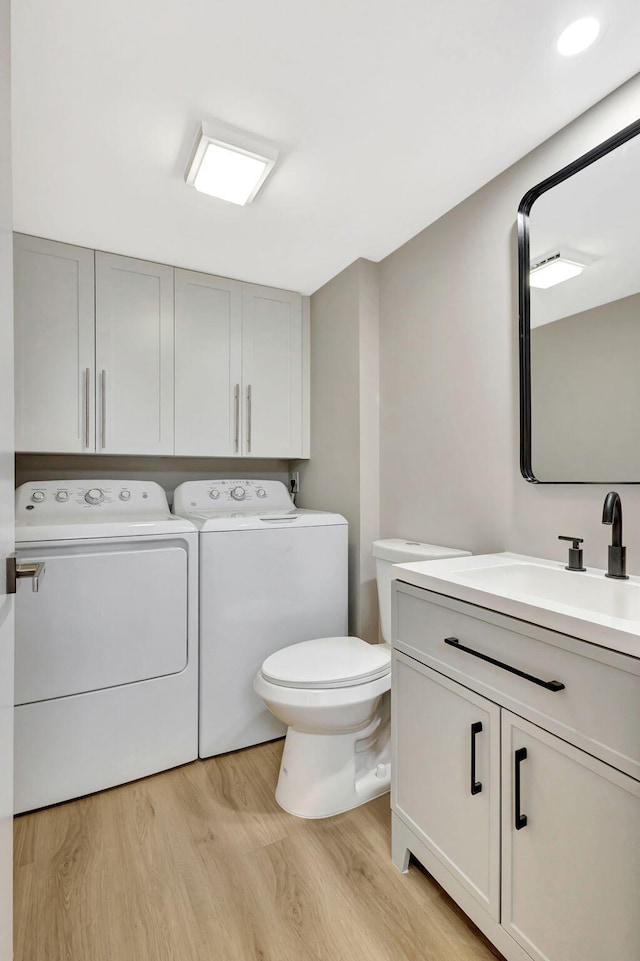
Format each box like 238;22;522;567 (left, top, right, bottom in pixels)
14;739;504;961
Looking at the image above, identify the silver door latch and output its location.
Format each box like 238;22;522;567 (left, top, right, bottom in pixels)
6;556;46;593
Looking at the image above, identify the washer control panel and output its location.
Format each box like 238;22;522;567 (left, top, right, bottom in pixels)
16;480;171;518
173;479;293;514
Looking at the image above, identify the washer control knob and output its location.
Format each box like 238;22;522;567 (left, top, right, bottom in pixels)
55;490;69;503
85;488;104;506
256;488;267;498
231;486;246;501
31;490;46;503
209;490;220;499
119;489;131;501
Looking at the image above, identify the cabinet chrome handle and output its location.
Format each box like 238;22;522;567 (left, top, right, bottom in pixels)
246;384;252;453
515;747;528;830
6;557;46;594
234;383;240;453
84;367;91;448
470;721;482;795
444;637;565;692
101;369;107;449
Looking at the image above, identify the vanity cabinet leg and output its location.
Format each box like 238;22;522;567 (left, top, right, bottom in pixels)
391;813;411;873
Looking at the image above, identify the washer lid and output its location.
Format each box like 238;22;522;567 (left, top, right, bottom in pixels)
261;637;391;689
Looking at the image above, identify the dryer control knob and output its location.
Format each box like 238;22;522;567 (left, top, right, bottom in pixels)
85;488;104;505
31;490;46;503
209;490;220;499
119;489;131;501
231;486;246;501
256;488;267;498
55;490;69;503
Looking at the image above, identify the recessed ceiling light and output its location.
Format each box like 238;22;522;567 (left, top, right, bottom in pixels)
557;17;600;57
185;121;279;206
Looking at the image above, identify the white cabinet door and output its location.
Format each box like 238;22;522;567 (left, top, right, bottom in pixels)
174;269;242;456
502;712;640;961
393;653;501;917
242;283;302;457
14;235;95;452
95;252;174;454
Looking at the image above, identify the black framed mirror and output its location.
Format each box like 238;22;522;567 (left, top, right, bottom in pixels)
518;117;640;483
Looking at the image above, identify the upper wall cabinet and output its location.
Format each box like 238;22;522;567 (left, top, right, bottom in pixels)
95;253;174;455
174;273;306;458
174;270;243;457
242;284;303;458
14;239;174;455
14;235;309;458
14;235;95;452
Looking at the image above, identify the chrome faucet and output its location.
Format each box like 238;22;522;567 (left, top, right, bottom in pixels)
602;491;629;579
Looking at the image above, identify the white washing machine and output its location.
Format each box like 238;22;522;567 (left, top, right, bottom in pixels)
14;479;198;813
172;479;348;758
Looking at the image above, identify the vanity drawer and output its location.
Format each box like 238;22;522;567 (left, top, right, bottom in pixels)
394;582;640;781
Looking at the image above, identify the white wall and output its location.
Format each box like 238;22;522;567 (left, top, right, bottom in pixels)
379;73;640;574
297;258;380;640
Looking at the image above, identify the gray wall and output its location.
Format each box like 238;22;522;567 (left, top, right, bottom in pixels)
379;72;640;574
531;292;640;481
296;258;380;641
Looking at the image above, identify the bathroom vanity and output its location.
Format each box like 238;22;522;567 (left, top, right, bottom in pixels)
390;553;640;961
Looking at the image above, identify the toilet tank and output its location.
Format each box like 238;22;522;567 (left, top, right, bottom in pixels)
372;539;472;643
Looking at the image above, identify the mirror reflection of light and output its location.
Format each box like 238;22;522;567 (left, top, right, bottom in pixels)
530;259;584;289
557;17;600;57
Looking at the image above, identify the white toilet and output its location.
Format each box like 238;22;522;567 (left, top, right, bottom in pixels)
254;538;470;818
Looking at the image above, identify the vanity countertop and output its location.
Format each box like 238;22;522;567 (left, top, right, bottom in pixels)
393;552;640;660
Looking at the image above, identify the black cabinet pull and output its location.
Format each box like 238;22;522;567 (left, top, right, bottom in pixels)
515;747;528;830
444;637;565;692
470;721;482;795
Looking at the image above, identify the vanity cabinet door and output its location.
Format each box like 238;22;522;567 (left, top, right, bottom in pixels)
393;652;501;918
502;712;640;961
241;283;303;457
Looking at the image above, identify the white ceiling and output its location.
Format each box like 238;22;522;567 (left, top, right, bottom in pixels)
10;0;640;295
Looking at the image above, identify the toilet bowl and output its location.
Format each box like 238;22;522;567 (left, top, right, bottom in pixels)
254;538;471;818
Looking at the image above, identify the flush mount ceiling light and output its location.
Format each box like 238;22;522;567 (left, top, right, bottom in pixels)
530;251;589;289
557;17;600;56
185;121;279;205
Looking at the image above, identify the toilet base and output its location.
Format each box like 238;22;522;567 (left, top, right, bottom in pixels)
274;699;390;819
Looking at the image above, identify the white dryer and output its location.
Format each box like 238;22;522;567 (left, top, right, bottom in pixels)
172;479;348;758
14;479;198;813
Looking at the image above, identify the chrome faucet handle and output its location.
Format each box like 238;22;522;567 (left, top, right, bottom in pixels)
558;536;586;572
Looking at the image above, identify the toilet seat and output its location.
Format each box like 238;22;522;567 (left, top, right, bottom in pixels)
261;636;391;690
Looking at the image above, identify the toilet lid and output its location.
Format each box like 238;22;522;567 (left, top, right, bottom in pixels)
261;636;391;689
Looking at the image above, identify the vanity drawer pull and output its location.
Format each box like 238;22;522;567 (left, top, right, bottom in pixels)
514;747;528;830
470;721;482;796
444;636;565;692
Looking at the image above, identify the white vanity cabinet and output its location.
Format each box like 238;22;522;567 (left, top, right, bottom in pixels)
394;655;501;918
392;582;640;961
174;273;305;458
14;235;95;452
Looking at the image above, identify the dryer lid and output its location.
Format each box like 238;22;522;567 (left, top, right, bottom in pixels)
261;636;391;689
